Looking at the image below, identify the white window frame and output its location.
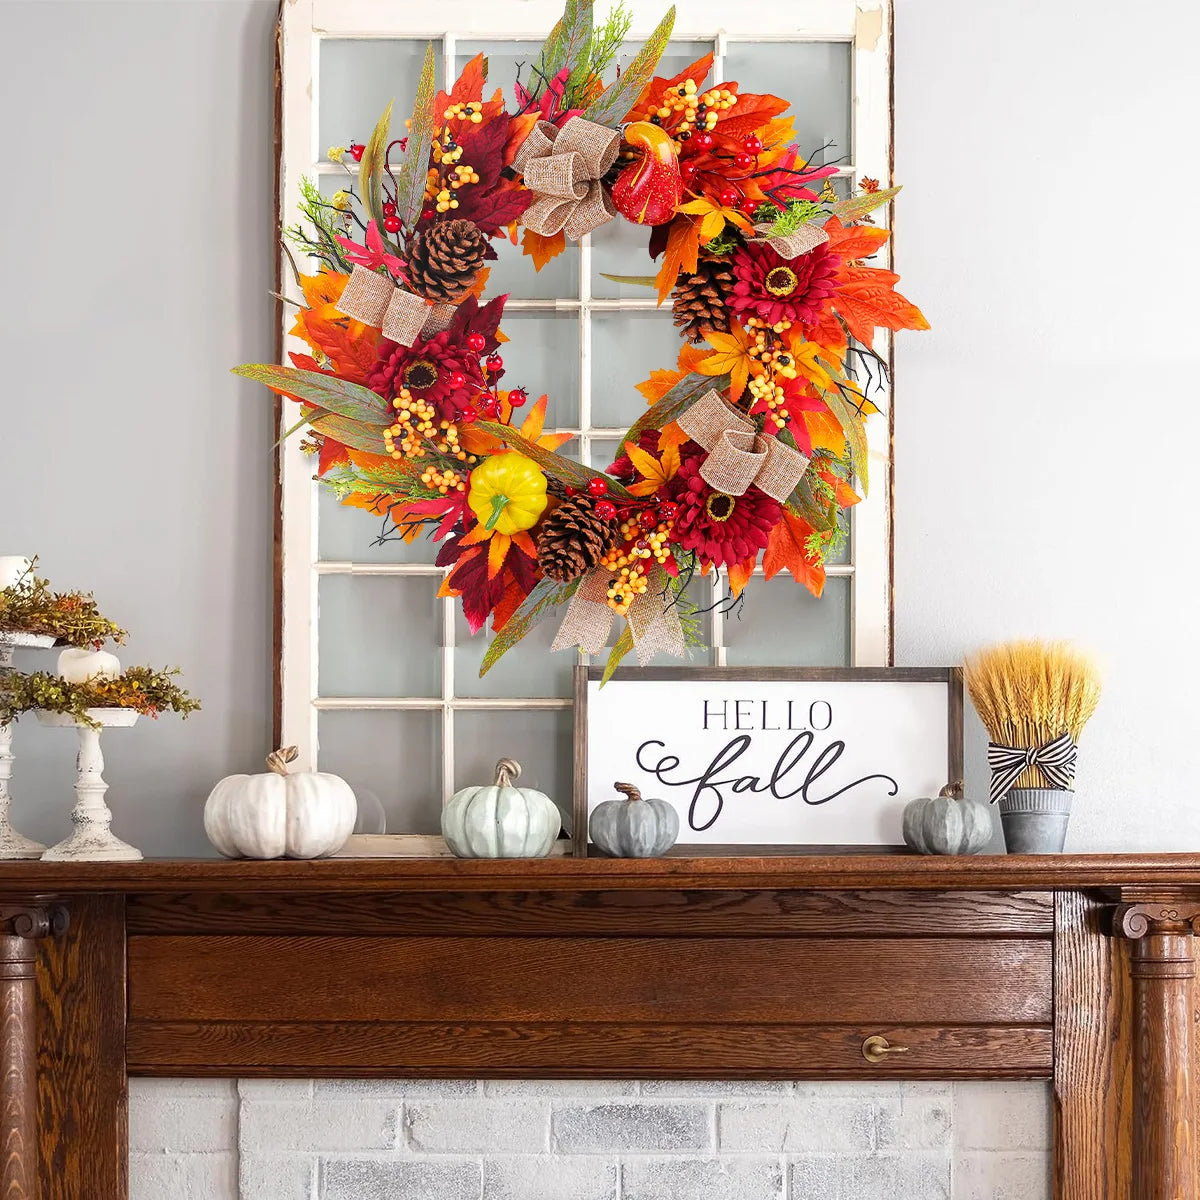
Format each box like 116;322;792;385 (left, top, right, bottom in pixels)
276;0;895;775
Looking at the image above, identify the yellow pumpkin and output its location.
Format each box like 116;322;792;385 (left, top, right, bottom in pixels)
467;453;548;535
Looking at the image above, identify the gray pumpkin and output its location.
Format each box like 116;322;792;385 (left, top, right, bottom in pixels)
902;785;994;855
589;782;680;858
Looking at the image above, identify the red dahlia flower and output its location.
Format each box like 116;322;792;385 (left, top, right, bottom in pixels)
667;448;781;569
728;241;840;327
367;330;487;422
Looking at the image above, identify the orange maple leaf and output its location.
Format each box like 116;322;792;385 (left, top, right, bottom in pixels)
696;323;761;401
818;468;862;509
825;218;891;262
624;439;681;497
833;267;930;347
727;554;758;599
522;228;567;272
801;407;847;456
654;217;703;303
762;509;826;598
712;92;790;141
623;51;715;123
460;393;573;457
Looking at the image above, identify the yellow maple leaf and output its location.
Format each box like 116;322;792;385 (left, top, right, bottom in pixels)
676;198;754;245
624;439;681;497
696;323;762;401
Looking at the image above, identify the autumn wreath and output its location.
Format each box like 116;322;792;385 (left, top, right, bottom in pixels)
235;1;928;676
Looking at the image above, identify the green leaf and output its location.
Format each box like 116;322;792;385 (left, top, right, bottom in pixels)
831;185;901;223
534;0;593;90
601;624;634;685
475;421;635;498
480;574;582;676
393;43;438;226
232;365;393;426
307;413;388;455
582;5;676;126
599;273;658;288
620;371;724;448
822;387;870;495
358;101;394;226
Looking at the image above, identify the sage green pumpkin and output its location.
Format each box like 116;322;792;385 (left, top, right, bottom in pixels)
902;785;994;856
589;782;680;858
441;758;561;859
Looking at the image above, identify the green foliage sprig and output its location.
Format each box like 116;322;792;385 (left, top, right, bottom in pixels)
0;565;126;647
285;177;354;274
1;667;200;728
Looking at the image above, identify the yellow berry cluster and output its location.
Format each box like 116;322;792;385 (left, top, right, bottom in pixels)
598;517;677;615
385;388;437;459
433;418;477;464
443;101;484;124
655;79;736;141
420;465;465;494
604;564;649;616
745;317;801;426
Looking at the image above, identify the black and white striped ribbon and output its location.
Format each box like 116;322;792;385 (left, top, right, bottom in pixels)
987;731;1078;803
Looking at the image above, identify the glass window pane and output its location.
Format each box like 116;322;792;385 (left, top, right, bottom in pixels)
318;487;440;564
454;609;575;700
487;231;580;300
590;218;659;300
722;573;850;667
318;710;442;834
499;312;580;429
722;42;851;165
319;39;443;158
591;311;676;430
318;575;441;698
453;709;573;826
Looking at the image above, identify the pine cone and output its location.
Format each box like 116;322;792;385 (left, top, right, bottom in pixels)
672;256;735;343
407;220;487;303
536;497;615;583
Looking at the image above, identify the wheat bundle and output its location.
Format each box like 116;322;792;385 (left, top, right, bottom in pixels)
964;640;1103;792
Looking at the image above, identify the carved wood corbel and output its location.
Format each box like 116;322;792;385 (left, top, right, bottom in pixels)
1113;898;1200;1200
0;903;68;1200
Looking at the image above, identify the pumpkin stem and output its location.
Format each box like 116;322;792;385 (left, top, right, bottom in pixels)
494;757;522;787
266;746;299;776
939;781;964;799
614;782;642;803
484;494;510;531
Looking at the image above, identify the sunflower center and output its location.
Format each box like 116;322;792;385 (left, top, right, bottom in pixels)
764;265;799;297
403;359;439;390
705;492;736;523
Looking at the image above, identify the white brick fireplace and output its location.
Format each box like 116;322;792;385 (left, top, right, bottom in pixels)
129;1079;1050;1199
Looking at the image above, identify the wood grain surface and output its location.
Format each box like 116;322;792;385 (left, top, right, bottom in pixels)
1;928;38;1199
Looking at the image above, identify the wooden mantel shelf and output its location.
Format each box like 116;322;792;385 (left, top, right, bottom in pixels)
2;849;1199;892
2;854;1200;1198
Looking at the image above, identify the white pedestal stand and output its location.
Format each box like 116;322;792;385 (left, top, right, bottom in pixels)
36;709;142;861
0;633;54;859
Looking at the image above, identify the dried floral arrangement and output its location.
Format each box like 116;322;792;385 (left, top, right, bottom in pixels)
236;1;927;676
0;562;126;648
0;667;200;729
965;640;1103;802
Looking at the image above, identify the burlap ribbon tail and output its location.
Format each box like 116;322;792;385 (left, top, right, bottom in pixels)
753;221;829;260
551;567;685;665
335;264;455;346
513;117;620;240
676;390;810;501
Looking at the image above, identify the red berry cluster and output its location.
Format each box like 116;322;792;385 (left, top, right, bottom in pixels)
572;475;680;526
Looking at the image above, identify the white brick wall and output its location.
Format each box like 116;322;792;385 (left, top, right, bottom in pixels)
129;1079;1051;1200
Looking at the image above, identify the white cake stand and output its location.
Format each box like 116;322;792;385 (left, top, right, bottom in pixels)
0;632;56;859
36;708;142;861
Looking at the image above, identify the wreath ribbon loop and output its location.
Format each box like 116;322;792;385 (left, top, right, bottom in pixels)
753;221;829;260
335;264;454;347
517;117;620;240
677;389;810;501
987;731;1078;803
551;566;684;664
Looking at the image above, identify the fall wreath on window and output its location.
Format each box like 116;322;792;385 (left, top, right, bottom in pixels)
235;1;928;677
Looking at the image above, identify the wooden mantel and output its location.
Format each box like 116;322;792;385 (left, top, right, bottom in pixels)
3;853;1200;1199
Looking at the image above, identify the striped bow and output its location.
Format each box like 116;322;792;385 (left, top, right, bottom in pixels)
987;732;1078;803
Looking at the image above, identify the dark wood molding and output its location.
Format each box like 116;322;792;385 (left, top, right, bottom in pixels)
0;856;1197;1199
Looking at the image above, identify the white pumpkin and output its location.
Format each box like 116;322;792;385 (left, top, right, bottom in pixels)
441;758;561;859
204;747;356;860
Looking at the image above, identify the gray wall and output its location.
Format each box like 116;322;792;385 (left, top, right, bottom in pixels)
2;0;1199;859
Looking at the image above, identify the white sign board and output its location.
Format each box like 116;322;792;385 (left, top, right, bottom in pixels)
578;668;962;849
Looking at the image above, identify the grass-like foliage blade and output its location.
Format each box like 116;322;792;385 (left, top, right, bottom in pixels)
582;5;675;127
831;185;901;224
358;101;394;226
232;365;393;425
476;421;635;498
480;575;583;675
394;44;439;226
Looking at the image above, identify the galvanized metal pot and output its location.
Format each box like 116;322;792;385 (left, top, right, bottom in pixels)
998;788;1073;854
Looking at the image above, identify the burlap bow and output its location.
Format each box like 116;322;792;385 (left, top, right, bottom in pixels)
987;732;1078;803
551;566;685;665
753;221;828;260
335;264;455;347
676;390;810;501
513;117;620;240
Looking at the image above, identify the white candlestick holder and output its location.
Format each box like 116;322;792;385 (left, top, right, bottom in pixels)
36;708;142;861
0;632;55;859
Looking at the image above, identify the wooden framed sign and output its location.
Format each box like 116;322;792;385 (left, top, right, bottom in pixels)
574;666;963;856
